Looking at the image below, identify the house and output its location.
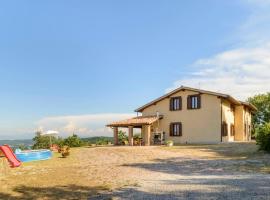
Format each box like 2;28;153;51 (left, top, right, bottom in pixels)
107;86;257;146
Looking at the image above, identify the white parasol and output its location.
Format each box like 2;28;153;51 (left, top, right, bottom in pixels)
41;130;59;147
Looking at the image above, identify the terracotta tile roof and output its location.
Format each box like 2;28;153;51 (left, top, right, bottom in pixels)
135;86;257;112
107;115;162;127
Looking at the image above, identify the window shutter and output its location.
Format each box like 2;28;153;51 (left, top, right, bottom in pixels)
197;95;201;108
222;122;228;136
179;123;182;136
170;123;173;136
221;122;228;136
187;96;191;109
170;98;173;111
179;97;182;110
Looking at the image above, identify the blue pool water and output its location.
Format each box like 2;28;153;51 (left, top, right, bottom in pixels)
15;149;53;162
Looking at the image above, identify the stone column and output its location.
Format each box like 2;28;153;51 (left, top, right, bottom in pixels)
128;126;134;146
145;125;151;146
113;127;118;145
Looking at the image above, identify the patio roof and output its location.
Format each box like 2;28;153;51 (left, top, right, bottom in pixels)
107;115;163;128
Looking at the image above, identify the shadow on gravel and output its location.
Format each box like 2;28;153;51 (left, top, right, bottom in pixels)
121;156;270;199
2;181;268;200
91;187;184;200
123;157;265;175
167;143;261;158
91;181;270;200
0;184;108;200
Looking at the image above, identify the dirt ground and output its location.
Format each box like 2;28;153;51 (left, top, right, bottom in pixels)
0;143;270;200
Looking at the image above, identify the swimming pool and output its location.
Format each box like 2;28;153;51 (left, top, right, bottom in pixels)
15;149;53;162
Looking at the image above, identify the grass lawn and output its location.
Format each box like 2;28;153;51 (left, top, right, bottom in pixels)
0;148;110;200
0;143;269;199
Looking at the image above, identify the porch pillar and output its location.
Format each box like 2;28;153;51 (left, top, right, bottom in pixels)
128;126;134;146
113;127;119;145
145;125;151;146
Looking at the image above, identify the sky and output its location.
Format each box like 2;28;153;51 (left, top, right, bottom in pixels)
0;0;270;139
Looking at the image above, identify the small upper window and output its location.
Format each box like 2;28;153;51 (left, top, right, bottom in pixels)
187;95;201;109
170;97;182;111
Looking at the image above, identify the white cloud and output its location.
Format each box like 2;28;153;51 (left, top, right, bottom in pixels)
36;113;136;138
168;1;270;100
168;44;270;100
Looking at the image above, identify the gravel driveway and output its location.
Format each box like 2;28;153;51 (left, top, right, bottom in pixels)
87;144;270;200
1;143;269;199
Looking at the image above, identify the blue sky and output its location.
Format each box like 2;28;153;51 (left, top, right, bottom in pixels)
0;0;270;139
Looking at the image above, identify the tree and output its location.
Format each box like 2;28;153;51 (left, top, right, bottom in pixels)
32;135;58;149
256;123;270;152
248;93;270;152
248;93;270;126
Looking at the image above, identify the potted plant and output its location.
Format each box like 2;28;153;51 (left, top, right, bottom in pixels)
166;140;174;147
60;145;70;158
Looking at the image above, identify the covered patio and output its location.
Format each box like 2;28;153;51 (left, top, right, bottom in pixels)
107;115;163;146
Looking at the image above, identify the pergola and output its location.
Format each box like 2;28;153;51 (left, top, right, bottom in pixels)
107;115;163;146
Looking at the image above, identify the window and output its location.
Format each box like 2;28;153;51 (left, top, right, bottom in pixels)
221;122;228;136
170;122;182;136
187;95;201;109
170;97;182;111
230;124;235;136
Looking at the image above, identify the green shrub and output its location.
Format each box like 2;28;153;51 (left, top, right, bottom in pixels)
55;138;65;148
17;144;29;150
81;137;113;144
32;135;59;149
96;138;109;145
256;123;270;152
118;130;128;145
63;134;83;147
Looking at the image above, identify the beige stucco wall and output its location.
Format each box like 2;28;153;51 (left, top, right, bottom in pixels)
141;90;222;144
221;99;235;142
234;106;252;141
235;106;244;141
141;124;151;145
243;107;252;141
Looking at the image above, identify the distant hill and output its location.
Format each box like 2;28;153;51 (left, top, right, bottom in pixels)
81;136;113;144
0;136;114;148
0;139;33;147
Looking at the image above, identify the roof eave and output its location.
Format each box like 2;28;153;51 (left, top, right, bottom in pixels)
134;86;237;112
240;101;258;112
134;86;259;113
134;86;185;112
